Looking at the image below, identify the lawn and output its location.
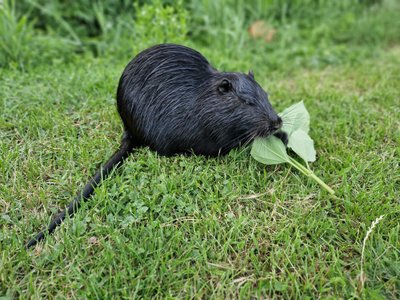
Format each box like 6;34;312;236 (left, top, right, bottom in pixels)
1;0;399;299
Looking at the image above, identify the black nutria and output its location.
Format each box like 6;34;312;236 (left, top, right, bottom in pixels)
27;44;286;248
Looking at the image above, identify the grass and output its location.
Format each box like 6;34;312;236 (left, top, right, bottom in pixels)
1;45;399;298
1;0;400;298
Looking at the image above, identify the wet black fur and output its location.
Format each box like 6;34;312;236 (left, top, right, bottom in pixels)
27;44;285;248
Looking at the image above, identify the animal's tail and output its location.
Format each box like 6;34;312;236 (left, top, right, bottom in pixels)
26;132;135;249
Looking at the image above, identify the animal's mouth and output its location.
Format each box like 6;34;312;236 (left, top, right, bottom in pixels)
255;125;282;139
254;128;288;145
228;117;285;150
253;118;288;145
256;116;284;138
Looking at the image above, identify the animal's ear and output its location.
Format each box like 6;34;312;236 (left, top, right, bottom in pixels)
218;79;232;94
248;70;254;79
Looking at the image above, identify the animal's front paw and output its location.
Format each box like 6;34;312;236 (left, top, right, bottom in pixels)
274;131;288;146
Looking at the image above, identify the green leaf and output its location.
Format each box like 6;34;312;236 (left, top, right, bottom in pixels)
251;136;289;165
279;101;310;134
250;101;334;194
278;101;315;162
288;129;316;162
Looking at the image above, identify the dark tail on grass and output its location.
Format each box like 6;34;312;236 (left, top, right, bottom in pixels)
26;133;135;249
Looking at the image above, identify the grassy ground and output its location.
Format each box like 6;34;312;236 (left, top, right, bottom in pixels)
1;46;399;298
1;0;400;299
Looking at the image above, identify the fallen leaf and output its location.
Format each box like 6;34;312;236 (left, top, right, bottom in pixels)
248;20;276;42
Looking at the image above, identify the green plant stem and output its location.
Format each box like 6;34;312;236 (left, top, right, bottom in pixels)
288;157;335;195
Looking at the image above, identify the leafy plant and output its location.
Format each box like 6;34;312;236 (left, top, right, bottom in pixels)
251;101;335;194
0;0;34;68
133;0;188;51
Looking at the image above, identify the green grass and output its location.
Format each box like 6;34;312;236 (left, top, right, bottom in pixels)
1;45;399;298
1;0;400;298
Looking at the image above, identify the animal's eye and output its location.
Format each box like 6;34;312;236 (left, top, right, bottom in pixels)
218;79;231;94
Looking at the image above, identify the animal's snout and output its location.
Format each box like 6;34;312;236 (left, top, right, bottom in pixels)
270;116;283;132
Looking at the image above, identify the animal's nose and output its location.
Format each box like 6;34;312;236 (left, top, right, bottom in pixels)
271;116;283;131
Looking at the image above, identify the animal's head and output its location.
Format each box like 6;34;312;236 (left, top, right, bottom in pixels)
198;71;285;152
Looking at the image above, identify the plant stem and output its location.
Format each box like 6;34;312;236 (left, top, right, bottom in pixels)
288;157;335;195
308;171;335;195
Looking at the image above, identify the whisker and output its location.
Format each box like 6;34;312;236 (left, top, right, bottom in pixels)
223;130;257;152
240;132;255;148
243;131;258;147
282;121;295;125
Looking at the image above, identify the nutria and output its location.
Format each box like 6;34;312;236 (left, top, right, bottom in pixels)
26;44;286;248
